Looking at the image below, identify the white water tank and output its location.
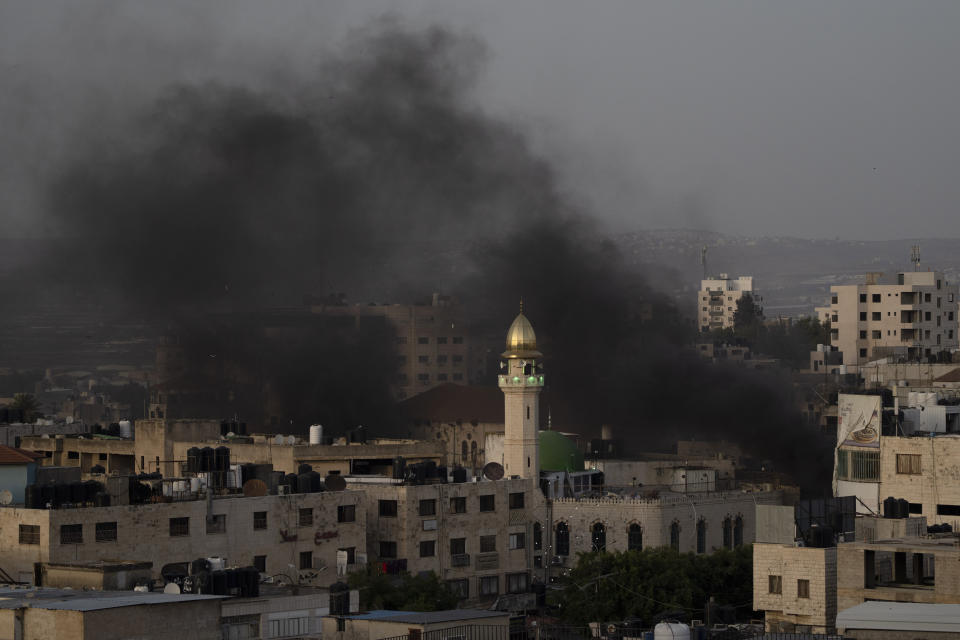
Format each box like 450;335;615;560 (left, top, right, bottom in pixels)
654;623;690;640
309;425;324;445
118;420;132;438
190;477;202;493
207;557;226;572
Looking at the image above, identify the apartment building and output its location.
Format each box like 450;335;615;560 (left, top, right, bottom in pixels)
697;275;754;332
824;271;959;369
0;489;365;587
353;476;546;605
311;294;483;400
753;544;838;634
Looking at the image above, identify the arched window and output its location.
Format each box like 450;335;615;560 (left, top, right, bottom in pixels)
470;440;477;461
696;519;707;554
556;522;570;556
461;441;468;462
734;515;744;547
722;517;733;549
670;521;681;551
591;522;606;553
533;522;542;551
628;524;642;551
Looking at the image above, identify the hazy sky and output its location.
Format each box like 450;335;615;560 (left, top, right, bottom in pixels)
1;1;959;240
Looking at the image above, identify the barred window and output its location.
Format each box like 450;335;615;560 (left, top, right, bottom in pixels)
837;449;879;481
338;504;356;522
253;511;267;530
299;508;313;527
797;579;810;598
19;525;39;545
479;494;495;512
897;454;922;475
95;522;117;542
169;517;189;537
769;575;782;594
206;514;226;534
60;524;83;545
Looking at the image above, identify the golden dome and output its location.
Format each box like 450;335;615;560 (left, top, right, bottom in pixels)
502;311;542;358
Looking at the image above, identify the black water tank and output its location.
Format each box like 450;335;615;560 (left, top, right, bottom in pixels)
297;473;313;494
214;446;230;472
25;484;39;509
70;482;85;504
40;485;54;507
308;470;324;493
212;570;229;595
226;568;240;592
90;464;105;474
437;466;448;484
187;447;201;473
393;457;406;480
330;581;350;615
883;496;897;518
54;483;70;506
240;464;257;486
897;498;910;519
199;447;215;472
191;558;211;576
452;467;468;483
298;463;313;475
94;492;110;507
284;473;299;491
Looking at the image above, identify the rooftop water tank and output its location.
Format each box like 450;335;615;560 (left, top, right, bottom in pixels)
118;420;132;438
309;424;323;445
654;623;690;640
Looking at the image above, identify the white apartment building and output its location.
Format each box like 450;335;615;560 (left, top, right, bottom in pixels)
698;275;754;332
824;271;958;369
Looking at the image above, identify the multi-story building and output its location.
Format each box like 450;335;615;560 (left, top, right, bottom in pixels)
0;489;365;587
824;271;959;369
753;543;838;634
311;294;485;400
697;275;754;332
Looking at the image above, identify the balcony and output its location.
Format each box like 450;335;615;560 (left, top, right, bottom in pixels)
901;292;918;305
451;553;471;567
901;310;919;324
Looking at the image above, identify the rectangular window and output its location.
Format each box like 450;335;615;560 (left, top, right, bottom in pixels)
450;538;466;556
910;503;923;514
836;450;848;479
420;540;436;557
509;532;526;550
253;555;266;573
396;336;408;344
479;535;497;553
417;373;429;382
169;517;189;537
95;522;117;542
859;312;867;321
452;355;463;363
379;541;398;558
437;337;448;344
797;579;810;599
480;576;499;596
859;348;867;358
447;579;469;599
859;294;867;303
872;312;882;321
896;454;922;475
419;499;436;516
253;511;267;530
299;551;313;570
437;373;448;381
872;330;882;339
437;355;448;364
60;524;83;545
479;494;496;512
299;508;313;527
450;497;467;514
859;330;867;339
937;504;960;516
453;373;463;381
453;337;464;344
418;337;429;344
509;492;525;509
206;514;226;534
768;575;782;594
838;449;880;481
379;500;398;517
872;294;882;303
19;524;39;545
418;355;429;363
507;572;529;593
338;504;356;522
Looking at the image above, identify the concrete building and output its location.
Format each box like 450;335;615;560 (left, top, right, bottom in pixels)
0;489;365;587
221;586;360;640
0;587;223;640
311;294;484;400
824;271;959;369
753;543;838;634
0;446;42;504
322;609;510;640
836;601;960;639
698;274;754;332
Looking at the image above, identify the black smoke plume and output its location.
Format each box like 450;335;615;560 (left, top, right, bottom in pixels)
45;20;830;491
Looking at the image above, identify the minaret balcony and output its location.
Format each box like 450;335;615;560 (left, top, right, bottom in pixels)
498;374;545;388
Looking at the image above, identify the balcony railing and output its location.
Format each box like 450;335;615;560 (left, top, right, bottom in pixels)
451;553;471;567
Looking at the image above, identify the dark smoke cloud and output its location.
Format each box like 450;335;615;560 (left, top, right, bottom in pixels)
44;20;830;491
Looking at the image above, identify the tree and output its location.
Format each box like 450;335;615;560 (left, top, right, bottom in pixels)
733;293;763;338
347;569;460;611
9;393;40;423
554;546;753;627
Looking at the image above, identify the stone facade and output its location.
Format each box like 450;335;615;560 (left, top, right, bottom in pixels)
876;435;960;526
356;477;546;603
753;543;837;633
550;490;783;560
837;538;960;611
0;490;365;587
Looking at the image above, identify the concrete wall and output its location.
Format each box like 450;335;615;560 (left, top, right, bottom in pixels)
753;544;837;633
552;492;782;557
83;600;223;640
0;489;365;588
878;436;960;525
586;458;735;488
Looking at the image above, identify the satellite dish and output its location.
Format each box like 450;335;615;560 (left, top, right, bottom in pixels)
242;479;268;497
482;462;505;481
0;490;12;506
273;434;284;445
286;436;296;445
163;583;181;595
324;475;347;492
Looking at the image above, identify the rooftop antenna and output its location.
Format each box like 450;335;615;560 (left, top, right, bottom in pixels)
700;246;708;280
911;245;921;271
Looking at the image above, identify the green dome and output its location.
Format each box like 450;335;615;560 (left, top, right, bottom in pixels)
539;431;584;472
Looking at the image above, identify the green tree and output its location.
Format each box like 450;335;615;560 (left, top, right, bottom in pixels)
10;393;40;423
347;569;459;611
554;546;753;626
733;293;763;338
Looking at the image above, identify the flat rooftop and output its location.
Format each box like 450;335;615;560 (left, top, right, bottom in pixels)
0;587;223;612
837;601;960;633
339;609;507;625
